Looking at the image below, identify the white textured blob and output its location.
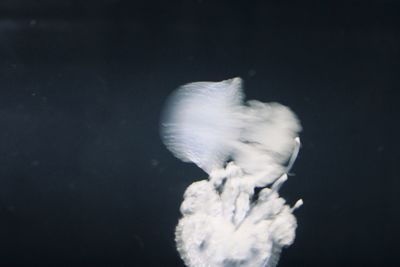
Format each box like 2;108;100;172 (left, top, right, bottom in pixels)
175;168;302;267
161;78;303;267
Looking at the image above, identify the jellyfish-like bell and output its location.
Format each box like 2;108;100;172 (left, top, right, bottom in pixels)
161;77;244;173
161;77;301;185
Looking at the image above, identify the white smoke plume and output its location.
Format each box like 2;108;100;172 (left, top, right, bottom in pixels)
161;78;303;267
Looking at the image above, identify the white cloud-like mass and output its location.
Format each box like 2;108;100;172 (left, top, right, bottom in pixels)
161;78;302;267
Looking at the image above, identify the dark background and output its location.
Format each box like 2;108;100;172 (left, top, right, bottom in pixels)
0;0;399;266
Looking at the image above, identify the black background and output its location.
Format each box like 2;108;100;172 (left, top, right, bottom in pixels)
0;1;399;266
